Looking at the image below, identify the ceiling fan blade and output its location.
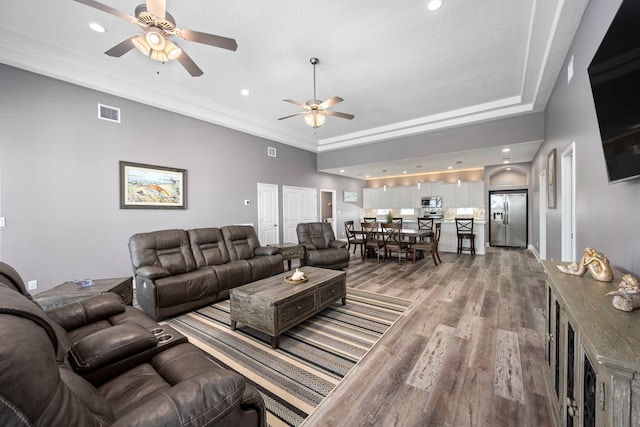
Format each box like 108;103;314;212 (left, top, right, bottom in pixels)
319;96;344;110
175;49;204;77
325;110;355;120
176;28;238;51
104;36;137;57
278;112;309;120
146;0;166;19
72;0;137;24
283;99;311;109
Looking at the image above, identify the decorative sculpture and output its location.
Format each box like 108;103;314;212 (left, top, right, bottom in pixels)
556;247;614;282
606;274;640;312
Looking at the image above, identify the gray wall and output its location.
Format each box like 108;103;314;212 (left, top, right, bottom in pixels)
0;64;362;292
532;0;640;276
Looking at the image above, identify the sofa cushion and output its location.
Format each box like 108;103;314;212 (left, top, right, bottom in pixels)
296;223;333;249
188;228;232;268
221;226;262;261
154;269;217;309
129;229;197;275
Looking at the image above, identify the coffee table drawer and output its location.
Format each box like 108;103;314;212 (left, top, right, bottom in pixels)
318;279;345;306
277;292;316;330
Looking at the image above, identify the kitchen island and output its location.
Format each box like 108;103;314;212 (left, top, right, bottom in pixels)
437;220;486;255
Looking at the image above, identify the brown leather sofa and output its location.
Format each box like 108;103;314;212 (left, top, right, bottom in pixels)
0;266;266;427
296;222;350;270
129;225;284;321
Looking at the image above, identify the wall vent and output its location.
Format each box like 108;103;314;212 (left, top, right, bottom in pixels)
267;146;277;157
98;103;120;123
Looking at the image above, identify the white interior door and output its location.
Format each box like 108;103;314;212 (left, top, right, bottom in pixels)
257;183;279;245
561;143;576;262
283;186;318;243
320;189;337;237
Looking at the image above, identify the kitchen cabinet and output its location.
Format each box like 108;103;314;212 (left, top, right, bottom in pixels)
363;188;382;209
455;184;470;207
440;184;457;207
469;182;485;207
542;261;640;427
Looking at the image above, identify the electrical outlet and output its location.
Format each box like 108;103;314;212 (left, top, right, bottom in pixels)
28;280;37;290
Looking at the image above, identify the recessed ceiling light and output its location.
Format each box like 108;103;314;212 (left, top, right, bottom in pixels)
448;166;453;170
89;22;106;33
506;167;512;171
426;0;443;12
403;171;407;174
503;160;510;164
365;175;370;178
340;169;345;173
240;89;250;96
502;148;511;153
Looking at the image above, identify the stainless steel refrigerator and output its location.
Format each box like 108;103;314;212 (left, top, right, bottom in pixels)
489;191;527;248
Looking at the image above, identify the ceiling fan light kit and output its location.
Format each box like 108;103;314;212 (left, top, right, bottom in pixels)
278;57;354;129
73;0;237;76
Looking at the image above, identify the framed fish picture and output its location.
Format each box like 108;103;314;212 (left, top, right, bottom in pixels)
120;161;187;209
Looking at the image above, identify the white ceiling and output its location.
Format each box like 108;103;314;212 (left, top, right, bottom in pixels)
0;0;587;179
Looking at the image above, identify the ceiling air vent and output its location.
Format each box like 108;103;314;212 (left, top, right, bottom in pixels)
267;146;277;158
97;103;120;123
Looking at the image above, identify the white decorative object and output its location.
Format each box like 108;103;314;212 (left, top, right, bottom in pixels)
606;274;640;312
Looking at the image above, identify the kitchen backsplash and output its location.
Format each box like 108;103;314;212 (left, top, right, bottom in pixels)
361;207;485;221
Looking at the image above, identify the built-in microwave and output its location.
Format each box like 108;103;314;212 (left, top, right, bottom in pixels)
421;196;442;208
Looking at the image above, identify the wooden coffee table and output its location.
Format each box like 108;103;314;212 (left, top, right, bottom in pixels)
229;266;346;348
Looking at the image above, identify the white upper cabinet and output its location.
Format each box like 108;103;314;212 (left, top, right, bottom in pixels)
363;188;381;209
440;184;457;207
469;182;485;207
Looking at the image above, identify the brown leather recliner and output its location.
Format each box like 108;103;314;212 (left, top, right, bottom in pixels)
0;281;266;427
296;222;350;270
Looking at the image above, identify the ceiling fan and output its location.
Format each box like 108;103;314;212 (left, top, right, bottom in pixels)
73;0;237;76
278;58;354;128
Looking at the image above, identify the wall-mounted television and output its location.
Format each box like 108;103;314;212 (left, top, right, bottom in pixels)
588;0;640;183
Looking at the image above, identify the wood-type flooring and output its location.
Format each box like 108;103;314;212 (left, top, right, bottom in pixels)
301;246;551;427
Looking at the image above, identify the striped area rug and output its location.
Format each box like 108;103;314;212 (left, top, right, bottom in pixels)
164;288;411;427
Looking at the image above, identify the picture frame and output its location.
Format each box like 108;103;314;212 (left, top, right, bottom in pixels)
547;149;556;209
120;161;187;209
343;191;358;203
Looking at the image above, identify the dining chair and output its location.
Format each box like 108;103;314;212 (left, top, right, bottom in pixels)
417;217;434;242
361;221;383;261
455;217;475;255
344;220;365;258
410;222;442;265
363;217;377;223
381;222;409;263
392;217;403;227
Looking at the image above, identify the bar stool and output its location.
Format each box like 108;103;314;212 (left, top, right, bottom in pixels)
455;218;475;255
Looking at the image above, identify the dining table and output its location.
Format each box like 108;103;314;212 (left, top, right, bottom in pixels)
353;225;433;261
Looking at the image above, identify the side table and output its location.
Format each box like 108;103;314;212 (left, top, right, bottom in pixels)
269;243;304;271
33;277;133;310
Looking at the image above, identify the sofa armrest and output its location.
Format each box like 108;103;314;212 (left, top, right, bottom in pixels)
112;369;250;427
45;293;125;331
254;246;280;256
301;243;317;250
136;265;171;279
69;323;157;375
329;240;348;249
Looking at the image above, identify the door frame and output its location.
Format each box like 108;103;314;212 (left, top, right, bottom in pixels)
561;142;576;262
320;189;337;237
539;170;547;260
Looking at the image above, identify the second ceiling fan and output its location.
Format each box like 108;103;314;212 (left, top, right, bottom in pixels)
278;58;354;129
73;0;237;76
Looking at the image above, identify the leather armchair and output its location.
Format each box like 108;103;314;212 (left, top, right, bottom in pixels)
296;222;350;270
0;281;266;427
